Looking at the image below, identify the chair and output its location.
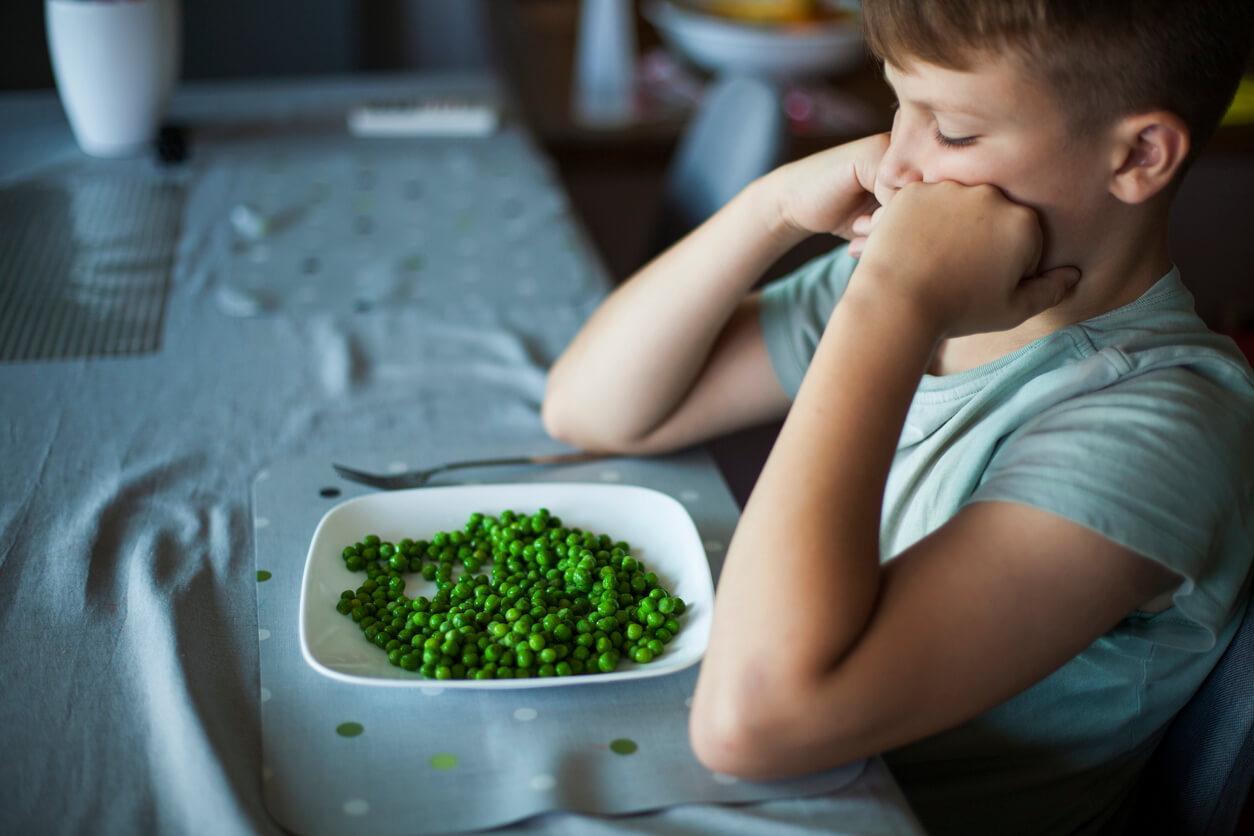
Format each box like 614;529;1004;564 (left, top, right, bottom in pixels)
1129;585;1254;835
651;74;788;252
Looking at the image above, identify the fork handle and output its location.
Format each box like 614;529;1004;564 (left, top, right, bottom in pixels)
433;449;614;477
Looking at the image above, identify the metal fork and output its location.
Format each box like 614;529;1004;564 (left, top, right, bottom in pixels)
332;450;618;490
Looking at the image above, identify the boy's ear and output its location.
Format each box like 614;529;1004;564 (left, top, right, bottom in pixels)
1109;112;1191;204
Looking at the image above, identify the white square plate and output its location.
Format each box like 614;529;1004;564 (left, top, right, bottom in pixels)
298;482;715;688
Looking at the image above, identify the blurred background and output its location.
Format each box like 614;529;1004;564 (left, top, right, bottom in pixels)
3;0;1252;321
2;1;491;88
7;0;1249;503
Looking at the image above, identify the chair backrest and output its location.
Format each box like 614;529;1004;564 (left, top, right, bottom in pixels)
1130;586;1254;835
652;74;787;252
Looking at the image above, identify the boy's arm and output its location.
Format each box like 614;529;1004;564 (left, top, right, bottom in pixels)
542;136;886;455
689;181;1180;777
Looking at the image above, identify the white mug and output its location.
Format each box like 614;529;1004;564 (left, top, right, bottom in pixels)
45;0;182;158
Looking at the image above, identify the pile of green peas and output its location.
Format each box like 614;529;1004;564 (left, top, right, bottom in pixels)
335;508;686;681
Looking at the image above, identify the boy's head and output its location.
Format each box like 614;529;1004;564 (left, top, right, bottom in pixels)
859;0;1253;282
862;0;1254;160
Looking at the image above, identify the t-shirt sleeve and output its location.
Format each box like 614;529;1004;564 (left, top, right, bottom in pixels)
969;363;1254;651
757;243;859;398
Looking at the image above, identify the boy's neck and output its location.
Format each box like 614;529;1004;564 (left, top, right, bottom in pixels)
928;209;1174;377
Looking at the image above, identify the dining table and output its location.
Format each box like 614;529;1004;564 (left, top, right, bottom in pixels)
0;71;926;836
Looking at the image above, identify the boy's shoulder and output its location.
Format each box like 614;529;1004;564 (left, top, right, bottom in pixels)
1075;267;1254;394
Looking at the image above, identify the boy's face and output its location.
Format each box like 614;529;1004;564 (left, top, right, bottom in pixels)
875;54;1116;271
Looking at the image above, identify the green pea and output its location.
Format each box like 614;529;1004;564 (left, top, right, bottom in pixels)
596;650;619;673
333;509;686;680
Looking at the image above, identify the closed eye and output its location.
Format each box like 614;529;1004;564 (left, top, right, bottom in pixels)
935;128;977;148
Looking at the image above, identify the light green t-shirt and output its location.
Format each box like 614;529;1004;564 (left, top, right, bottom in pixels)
758;244;1254;836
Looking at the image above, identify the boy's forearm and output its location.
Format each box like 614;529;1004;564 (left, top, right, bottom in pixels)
543;178;807;449
695;275;941;746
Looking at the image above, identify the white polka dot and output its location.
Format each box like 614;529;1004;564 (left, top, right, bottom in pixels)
703;540;724;552
712;773;739;785
254;517;270;529
513;707;538;722
600;470;621;482
386;461;408;473
343;799;370;816
262;765;273;781
258;629;271;641
684;696;693;707
260;688;272;703
529;774;556;791
421;687;445;697
256;470;271;481
680;490;700;502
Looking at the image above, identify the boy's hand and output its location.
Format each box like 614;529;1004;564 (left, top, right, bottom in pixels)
850;181;1080;337
768;134;888;241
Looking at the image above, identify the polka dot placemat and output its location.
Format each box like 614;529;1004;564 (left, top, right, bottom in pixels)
251;451;862;835
212;129;603;319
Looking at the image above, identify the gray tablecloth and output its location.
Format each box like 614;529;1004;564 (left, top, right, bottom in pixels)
0;73;924;836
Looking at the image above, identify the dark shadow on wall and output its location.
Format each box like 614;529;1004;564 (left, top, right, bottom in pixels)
1;0;491;92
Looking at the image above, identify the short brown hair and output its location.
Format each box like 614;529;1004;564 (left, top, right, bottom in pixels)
861;0;1254;154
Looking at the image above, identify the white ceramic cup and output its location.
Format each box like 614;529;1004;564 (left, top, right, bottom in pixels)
45;0;182;158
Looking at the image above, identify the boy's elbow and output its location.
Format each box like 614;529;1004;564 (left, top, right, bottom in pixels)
540;387;606;451
541;381;654;454
690;700;765;778
688;681;811;780
540;389;576;445
689;668;868;779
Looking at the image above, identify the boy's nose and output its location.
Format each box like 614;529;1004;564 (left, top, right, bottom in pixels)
875;110;924;199
876;141;924;198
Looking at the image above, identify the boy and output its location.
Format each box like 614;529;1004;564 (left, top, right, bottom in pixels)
542;1;1254;833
